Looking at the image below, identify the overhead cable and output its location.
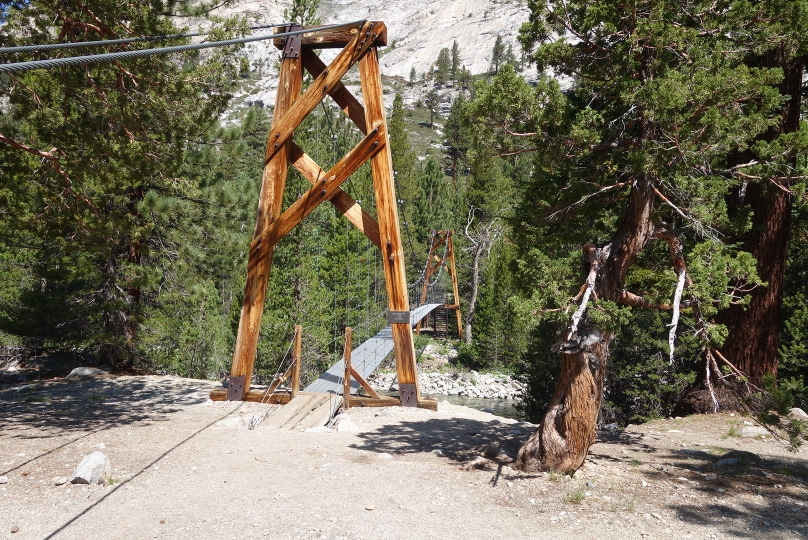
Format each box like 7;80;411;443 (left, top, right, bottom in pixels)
0;20;366;74
0;24;290;53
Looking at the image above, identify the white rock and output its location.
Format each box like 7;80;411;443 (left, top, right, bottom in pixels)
334;415;360;432
53;476;68;486
66;367;107;378
377;452;393;459
70;451;111;485
0;476;7;484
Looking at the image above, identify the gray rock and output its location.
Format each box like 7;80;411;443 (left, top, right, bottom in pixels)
724;449;762;462
483;445;502;459
741;425;769;438
70;451;111;485
715;457;740;467
66;367;107;378
789;407;808;419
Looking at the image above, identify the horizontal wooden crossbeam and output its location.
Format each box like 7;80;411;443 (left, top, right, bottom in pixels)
210;388;293;404
273;23;387;50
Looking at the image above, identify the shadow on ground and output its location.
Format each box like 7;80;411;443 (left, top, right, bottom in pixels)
349;416;532;463
0;375;217;441
591;430;808;538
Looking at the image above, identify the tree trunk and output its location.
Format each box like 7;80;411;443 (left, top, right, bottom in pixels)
714;52;802;386
516;326;609;472
516;179;657;473
463;241;483;344
679;50;804;411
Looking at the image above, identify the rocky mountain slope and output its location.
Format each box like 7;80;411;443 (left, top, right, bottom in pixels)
187;0;534;110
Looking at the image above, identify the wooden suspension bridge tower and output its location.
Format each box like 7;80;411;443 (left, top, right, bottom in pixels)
416;230;463;339
212;21;429;408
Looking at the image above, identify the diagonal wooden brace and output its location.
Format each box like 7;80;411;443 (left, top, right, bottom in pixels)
248;126;385;266
289;143;381;249
264;21;385;165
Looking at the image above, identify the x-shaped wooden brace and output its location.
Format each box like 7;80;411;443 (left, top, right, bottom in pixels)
249;24;387;267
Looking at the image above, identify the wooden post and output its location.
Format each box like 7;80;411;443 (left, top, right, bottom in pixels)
343;327;352;409
360;48;420;406
446;232;464;339
228;26;302;398
292;325;302;398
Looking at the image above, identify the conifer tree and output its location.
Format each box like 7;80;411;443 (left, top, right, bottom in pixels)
499;0;807;472
0;0;242;368
450;40;461;80
435;48;451;84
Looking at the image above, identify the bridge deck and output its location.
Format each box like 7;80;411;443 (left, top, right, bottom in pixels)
303;303;442;394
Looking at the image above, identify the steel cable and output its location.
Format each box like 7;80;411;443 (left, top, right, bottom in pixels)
0;20;366;73
0;24;290;54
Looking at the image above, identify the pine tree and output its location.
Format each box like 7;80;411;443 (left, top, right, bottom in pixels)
450;40;461;80
490;34;505;74
505;0;805;472
284;0;320;25
435;48;451;85
0;0;242;368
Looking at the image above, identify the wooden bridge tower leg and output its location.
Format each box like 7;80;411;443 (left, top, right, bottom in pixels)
447;232;464;340
360;48;420;406
228;29;302;399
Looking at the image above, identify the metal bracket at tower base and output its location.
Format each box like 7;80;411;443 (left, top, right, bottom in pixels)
226;376;245;401
282;24;302;58
399;383;417;407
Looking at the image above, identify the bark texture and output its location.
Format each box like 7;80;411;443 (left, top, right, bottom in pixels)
516;179;657;473
515;327;609;473
716;52;802;385
680;50;804;411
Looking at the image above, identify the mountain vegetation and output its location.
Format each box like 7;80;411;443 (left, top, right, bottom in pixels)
1;0;807;471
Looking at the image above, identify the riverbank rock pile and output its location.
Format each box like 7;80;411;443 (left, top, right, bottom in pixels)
368;370;524;400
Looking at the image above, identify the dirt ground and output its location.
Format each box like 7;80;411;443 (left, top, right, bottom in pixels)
0;374;806;540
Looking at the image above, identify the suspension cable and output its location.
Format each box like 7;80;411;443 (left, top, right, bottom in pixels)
0;20;366;73
0;24;290;54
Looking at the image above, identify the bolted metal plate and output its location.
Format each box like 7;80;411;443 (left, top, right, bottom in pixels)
282;24;302;58
227;376;245;401
387;310;410;324
399;383;417;407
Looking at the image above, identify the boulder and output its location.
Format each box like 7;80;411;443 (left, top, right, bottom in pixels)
70;451;111;485
789;407;808;419
740;426;769;438
67;367;107;378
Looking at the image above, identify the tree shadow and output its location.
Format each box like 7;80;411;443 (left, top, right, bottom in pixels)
0;375;217;440
631;447;808;538
349;415;537;469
